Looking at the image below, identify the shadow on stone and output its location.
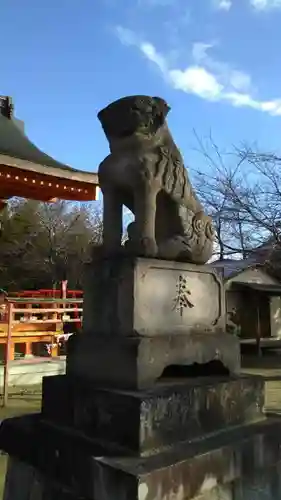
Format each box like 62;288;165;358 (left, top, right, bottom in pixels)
159;360;230;380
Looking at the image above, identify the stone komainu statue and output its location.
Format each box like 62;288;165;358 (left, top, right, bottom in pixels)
97;95;214;264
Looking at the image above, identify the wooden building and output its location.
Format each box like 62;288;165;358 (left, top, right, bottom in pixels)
211;259;281;346
0;95;99;362
0;95;99;208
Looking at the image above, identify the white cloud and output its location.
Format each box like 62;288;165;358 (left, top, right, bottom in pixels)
170;67;223;100
191;42;253;93
115;26;138;46
228;71;252;92
140;43;168;73
250;0;281;10
115;27;281;116
192;42;214;63
214;0;232;10
192;42;252;91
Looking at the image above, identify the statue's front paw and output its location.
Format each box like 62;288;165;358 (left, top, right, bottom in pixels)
138;237;158;258
205;219;215;241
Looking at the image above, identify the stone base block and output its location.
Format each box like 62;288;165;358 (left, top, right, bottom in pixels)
82;256;225;337
66;332;240;389
1;415;281;500
42;374;264;456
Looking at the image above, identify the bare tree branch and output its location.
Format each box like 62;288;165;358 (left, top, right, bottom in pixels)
191;133;281;262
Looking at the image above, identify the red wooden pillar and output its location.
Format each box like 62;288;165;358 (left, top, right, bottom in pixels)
3;302;14;406
25;342;33;357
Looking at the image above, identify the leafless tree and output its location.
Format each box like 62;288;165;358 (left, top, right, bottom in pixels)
191;133;281;262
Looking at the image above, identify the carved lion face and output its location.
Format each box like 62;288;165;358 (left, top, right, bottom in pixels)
98;95;170;140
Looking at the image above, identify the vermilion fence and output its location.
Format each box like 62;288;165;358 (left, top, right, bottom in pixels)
0;296;83;406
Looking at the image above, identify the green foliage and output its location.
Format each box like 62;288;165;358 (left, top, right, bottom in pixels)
0;199;102;291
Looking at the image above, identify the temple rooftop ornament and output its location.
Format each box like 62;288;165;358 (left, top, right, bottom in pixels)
0;96;99;205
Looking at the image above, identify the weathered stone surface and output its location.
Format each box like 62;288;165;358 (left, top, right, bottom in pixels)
83;256;225;338
192;462;281;499
1;415;281;500
5;458;281;500
3;457;43;500
98;95;214;264
42;374;264;456
67;332;240;389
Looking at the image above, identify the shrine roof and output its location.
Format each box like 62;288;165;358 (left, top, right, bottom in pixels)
0;96;98;186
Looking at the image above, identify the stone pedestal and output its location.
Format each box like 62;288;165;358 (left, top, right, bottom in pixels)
66;332;239;389
1;375;281;500
1;257;281;500
70;256;238;389
82;256;225;338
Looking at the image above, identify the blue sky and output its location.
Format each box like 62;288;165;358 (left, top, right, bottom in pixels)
1;0;281;173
